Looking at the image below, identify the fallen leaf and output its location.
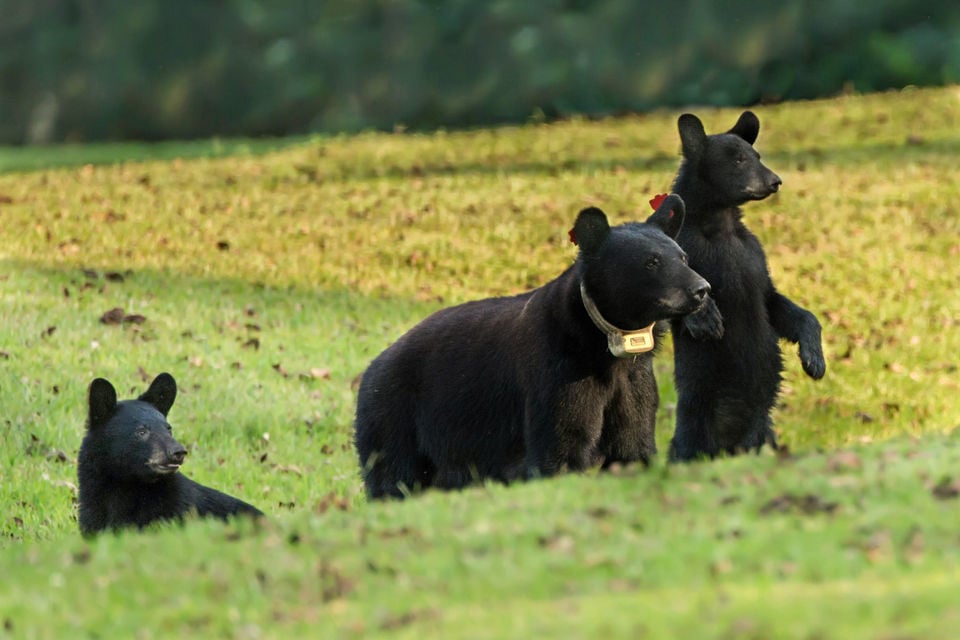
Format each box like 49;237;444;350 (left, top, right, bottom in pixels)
864;530;893;563
378;609;439;632
760;493;838;516
276;465;303;476
903;527;925;563
710;559;734;576
315;491;351;514
272;363;289;377
100;308;125;325
45;449;68;463
538;532;575;553
931;477;960;500
318;559;355;602
826;451;862;472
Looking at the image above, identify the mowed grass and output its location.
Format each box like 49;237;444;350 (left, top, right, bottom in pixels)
0;86;959;638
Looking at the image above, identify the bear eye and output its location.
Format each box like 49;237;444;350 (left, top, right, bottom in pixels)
135;426;150;440
645;256;660;270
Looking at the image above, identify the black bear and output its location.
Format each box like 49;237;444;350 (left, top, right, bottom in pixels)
667;111;826;461
77;373;263;535
355;195;711;499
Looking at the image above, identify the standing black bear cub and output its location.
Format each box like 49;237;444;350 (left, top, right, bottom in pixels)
78;373;263;535
355;196;710;499
669;111;826;461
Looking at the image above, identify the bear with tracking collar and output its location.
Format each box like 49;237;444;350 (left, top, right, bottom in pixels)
355;196;710;499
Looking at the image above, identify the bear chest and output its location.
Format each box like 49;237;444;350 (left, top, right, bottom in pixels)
689;230;770;308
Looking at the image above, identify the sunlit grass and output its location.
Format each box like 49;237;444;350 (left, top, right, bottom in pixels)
0;86;958;637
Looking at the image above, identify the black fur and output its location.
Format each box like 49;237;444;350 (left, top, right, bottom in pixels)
668;111;826;461
77;373;263;535
355;196;710;499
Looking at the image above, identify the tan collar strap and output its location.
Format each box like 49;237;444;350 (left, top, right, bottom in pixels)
579;281;656;357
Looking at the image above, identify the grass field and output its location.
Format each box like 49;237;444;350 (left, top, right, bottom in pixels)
1;86;958;638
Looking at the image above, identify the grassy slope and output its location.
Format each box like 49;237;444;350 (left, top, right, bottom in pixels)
0;86;958;638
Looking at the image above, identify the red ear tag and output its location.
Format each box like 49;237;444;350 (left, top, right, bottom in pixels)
568;228;578;245
649;193;668;210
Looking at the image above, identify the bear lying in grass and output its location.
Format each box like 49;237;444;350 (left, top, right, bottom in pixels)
77;373;263;535
355;196;710;499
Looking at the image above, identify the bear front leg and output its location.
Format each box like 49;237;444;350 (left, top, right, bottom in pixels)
597;367;658;467
681;294;724;340
768;291;825;380
523;389;603;479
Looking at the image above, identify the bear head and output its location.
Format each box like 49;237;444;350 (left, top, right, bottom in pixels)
677;111;782;206
574;194;710;330
85;373;188;483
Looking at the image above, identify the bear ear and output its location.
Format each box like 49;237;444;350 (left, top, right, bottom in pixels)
573;207;610;256
88;378;117;430
139;372;177;417
645;194;685;239
678;114;706;159
728;110;760;145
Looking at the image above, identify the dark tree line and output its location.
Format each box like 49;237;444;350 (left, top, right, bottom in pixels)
2;0;958;144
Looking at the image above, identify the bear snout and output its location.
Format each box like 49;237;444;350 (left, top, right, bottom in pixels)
168;447;187;465
691;280;710;303
767;172;782;192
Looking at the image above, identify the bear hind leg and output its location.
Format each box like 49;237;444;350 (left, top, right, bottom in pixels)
361;446;436;500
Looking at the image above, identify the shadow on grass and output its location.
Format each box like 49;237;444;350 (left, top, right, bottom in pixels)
4;122;958;181
285;136;960;184
0;136;314;174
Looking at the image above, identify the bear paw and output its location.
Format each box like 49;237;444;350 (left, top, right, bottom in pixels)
683;296;724;340
799;341;826;380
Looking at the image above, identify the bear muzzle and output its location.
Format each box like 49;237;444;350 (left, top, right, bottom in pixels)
745;170;782;200
150;445;187;474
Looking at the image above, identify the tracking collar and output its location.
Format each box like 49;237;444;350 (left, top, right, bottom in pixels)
579;281;655;357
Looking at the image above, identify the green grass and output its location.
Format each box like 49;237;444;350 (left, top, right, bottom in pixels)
1;85;959;638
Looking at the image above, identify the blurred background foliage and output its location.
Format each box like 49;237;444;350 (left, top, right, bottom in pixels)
2;0;959;144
